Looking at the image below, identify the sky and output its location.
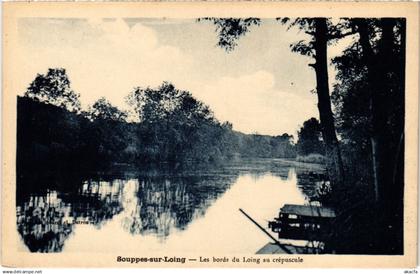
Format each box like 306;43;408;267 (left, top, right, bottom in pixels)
16;17;349;136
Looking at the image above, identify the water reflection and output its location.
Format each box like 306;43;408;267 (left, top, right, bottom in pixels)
121;175;236;238
16;180;125;252
296;171;329;201
17;191;73;252
16;160;327;253
69;180;124;228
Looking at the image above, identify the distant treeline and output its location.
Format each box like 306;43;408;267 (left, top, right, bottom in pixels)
17;75;296;173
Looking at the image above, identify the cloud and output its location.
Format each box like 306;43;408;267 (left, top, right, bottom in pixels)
16;18;319;136
197;70;318;135
17;18;194;112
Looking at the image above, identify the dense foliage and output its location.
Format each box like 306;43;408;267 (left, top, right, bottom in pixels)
17;70;296;175
327;18;405;254
296;117;324;156
24;68;81;113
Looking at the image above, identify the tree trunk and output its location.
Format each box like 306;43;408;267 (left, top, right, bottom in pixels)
356;18;404;254
393;19;405;212
355;18;396;205
355;19;381;202
313;18;345;186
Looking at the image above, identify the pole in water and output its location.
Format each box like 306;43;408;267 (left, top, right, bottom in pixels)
239;208;292;254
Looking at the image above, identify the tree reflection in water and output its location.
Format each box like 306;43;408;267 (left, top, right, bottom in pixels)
17;191;73;252
16;172;238;252
16;161;325;253
16;179;125;252
121;175;237;238
66;180;124;228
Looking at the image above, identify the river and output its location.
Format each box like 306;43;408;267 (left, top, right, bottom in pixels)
16;158;327;254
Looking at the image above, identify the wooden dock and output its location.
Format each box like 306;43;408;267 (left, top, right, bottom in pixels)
239;204;336;254
268;204;336;241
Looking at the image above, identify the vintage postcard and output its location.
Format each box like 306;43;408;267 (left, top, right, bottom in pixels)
1;1;419;268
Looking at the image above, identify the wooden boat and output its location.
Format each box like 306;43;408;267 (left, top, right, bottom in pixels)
239;204;336;254
268;204;336;241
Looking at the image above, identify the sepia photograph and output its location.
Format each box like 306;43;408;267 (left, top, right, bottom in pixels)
1;2;419;268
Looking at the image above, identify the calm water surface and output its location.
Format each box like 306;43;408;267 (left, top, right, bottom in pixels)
16;159;327;253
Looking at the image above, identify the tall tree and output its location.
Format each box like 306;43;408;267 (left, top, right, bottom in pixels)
202;18;347;185
330;18;405;254
352;18;405;204
297;117;324;156
312;18;345;184
87;97;128;122
126;82;214;125
24;68;81;113
126;82;222;162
